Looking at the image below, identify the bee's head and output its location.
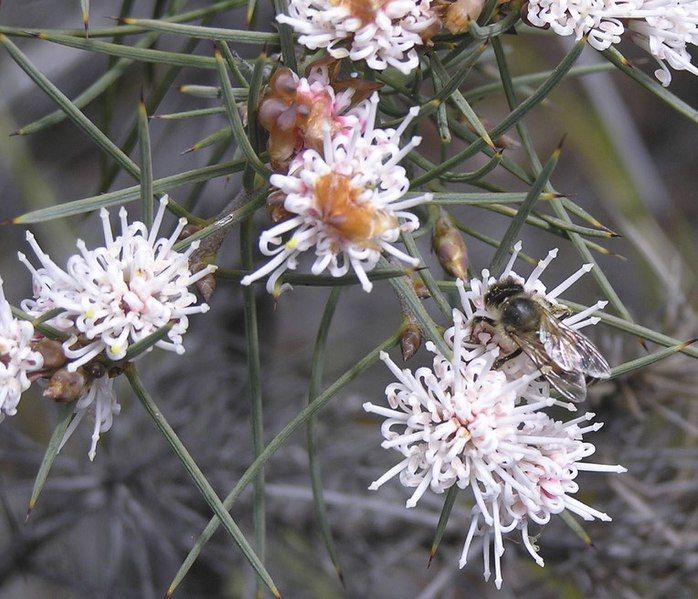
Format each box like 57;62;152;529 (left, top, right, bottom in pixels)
484;277;525;310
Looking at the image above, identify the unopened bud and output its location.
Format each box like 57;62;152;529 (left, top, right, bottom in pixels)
266;189;292;223
44;368;89;403
411;274;431;300
444;0;486;34
179;223;201;242
432;208;468;280
401;319;423;361
181;224;218;301
33;339;67;371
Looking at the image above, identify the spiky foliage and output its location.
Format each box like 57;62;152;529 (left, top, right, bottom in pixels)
0;0;696;597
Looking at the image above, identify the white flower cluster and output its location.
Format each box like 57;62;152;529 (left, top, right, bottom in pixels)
365;245;624;587
525;0;698;85
0;279;42;420
278;0;439;74
20;197;212;369
243;93;432;294
0;197;212;459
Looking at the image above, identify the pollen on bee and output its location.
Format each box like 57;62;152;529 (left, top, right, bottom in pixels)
314;172;397;246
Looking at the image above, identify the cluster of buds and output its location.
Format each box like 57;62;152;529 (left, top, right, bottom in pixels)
258;64;377;172
0;197;212;459
366;244;623;587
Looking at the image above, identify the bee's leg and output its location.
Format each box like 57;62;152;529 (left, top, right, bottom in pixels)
469;316;496;342
550;306;572;319
493;348;523;370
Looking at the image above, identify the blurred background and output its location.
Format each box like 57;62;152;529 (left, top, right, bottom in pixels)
0;1;696;598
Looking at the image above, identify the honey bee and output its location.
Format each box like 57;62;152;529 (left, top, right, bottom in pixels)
481;278;610;402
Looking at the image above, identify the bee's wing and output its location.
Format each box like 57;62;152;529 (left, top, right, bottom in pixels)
538;310;611;380
507;329;588;403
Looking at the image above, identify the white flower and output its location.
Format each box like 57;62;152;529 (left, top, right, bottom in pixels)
364;312;625;587
0;279;42;419
242;94;432;294
363;311;551;509
278;0;438;74
19;197;213;371
59;376;120;461
524;0;698;85
456;241;608;385
626;0;698;85
458;412;626;588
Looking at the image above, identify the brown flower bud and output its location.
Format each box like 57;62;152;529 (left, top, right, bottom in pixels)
444;0;486;34
266;189;293;223
44;368;89;403
181;224;218;302
410;273;431;300
432;208;469;280
260;66;382;173
33;339;67;371
401;319;423;361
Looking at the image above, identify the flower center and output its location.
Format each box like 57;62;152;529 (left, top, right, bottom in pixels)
314;172;396;245
331;0;389;24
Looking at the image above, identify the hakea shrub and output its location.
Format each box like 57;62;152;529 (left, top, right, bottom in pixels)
0;0;695;594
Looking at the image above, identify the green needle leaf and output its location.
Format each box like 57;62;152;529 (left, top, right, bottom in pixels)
307;288;345;584
0;34;139;179
609;340;697;378
122;323;174;362
271;0;298;72
428;486;459;565
137;98;154;228
32;31;219;70
27;402;77;516
489;139;562;276
601;47;698;126
410;40;585;188
241;217;267;595
166;332;401;596
560;510;592;546
119;17;279;45
382;257;451;358
125;365;281;599
401;231;453;320
12;158;246;223
215;43;271;180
